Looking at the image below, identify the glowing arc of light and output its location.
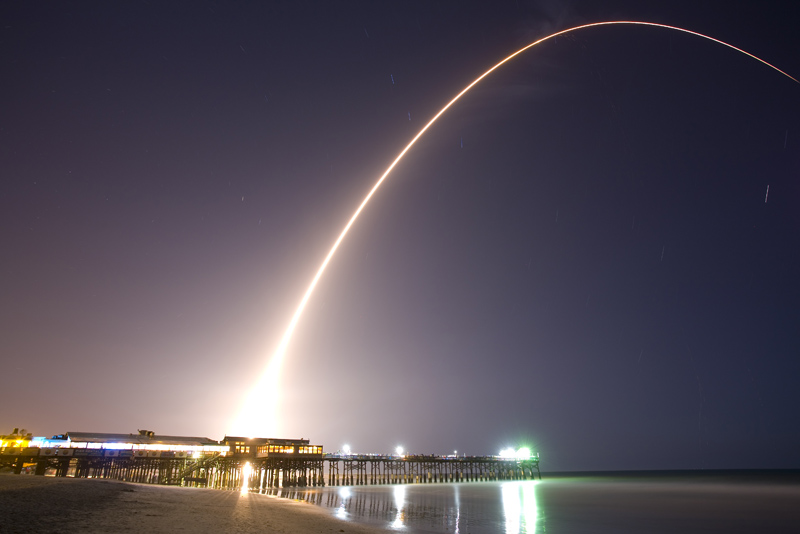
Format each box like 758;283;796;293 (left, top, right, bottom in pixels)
235;21;798;436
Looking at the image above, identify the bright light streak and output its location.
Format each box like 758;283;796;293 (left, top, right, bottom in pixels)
233;21;799;437
392;485;407;528
502;482;522;534
241;462;253;493
522;482;539;533
454;485;461;534
502;481;539;534
336;486;352;519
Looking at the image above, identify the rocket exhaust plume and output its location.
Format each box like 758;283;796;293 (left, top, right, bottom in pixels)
231;21;798;437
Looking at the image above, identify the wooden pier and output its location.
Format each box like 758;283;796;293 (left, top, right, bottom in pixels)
1;450;540;488
1;430;540;489
326;454;540;486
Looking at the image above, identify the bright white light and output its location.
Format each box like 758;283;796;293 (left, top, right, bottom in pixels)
502;481;539;534
392;485;407;528
500;447;532;460
230;355;281;438
395;445;404;456
336;487;351;519
103;442;133;450
516;447;532;461
502;482;522;534
343;444;351;455
499;447;516;459
241;462;253;493
522;481;539;532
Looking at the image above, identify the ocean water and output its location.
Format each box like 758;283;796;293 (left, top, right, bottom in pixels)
257;470;800;533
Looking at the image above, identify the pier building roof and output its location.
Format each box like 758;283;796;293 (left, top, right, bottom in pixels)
48;430;228;453
65;431;220;447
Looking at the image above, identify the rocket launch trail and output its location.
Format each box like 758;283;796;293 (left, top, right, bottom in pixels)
232;21;798;436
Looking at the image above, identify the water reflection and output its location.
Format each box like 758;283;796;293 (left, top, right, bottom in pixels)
453;484;461;534
253;481;540;532
336;486;352;519
501;481;538;534
392;485;406;528
248;473;799;534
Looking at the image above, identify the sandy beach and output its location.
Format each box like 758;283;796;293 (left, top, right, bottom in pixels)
0;474;391;534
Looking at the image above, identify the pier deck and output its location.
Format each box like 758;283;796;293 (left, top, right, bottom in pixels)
1;430;540;489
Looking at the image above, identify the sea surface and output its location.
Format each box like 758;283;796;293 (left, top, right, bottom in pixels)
257;470;800;533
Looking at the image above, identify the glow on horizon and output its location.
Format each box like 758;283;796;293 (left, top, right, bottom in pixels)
231;21;799;438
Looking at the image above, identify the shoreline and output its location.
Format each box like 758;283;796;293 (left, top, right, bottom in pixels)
0;474;392;533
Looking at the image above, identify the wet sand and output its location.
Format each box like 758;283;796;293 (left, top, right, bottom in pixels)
0;474;391;534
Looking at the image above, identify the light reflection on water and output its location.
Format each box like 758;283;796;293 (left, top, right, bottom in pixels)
336;486;351;519
257;481;541;533
454;484;461;534
392;484;406;528
502;481;539;533
252;472;800;534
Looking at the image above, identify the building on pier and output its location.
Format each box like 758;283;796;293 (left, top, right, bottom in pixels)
222;436;323;458
221;436;325;488
55;430;228;456
1;429;228;482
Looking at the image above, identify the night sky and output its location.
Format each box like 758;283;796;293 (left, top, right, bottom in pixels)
3;1;799;471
